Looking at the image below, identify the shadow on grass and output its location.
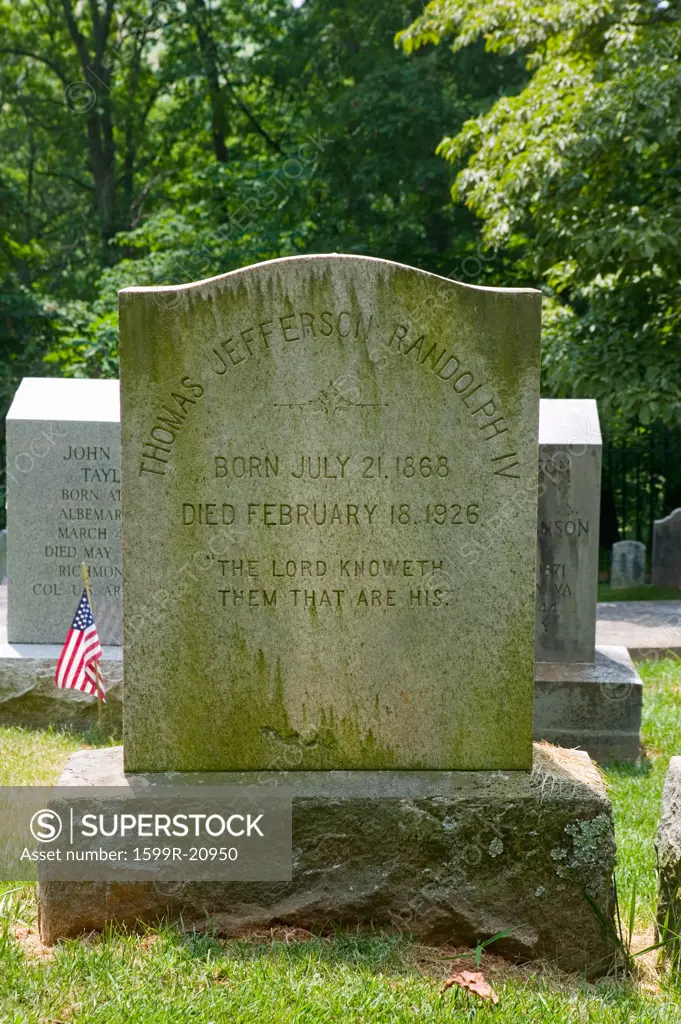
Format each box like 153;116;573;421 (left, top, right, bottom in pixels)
177;926;411;971
158;925;655;1000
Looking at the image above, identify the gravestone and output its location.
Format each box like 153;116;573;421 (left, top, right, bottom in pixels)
6;378;122;644
533;399;642;761
39;257;617;970
611;540;646;589
535;399;601;663
119;254;541;773
652;509;681;588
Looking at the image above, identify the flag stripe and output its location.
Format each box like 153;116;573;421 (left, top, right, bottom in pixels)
55;589;105;702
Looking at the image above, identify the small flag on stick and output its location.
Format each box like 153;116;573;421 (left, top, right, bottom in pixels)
55;566;105;727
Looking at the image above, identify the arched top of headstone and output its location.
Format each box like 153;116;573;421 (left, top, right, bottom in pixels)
654;507;681;528
119;253;541;301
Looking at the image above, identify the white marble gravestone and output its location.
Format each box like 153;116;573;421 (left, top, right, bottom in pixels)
533;399;642;761
611;540;646;589
535;399;601;663
6;378;122;644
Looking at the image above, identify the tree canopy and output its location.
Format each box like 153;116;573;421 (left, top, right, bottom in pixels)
399;0;681;431
0;0;678;440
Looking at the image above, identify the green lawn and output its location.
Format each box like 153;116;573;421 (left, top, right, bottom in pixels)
598;584;681;602
0;660;680;1021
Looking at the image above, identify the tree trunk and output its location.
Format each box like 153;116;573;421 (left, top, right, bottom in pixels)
61;0;120;258
189;0;229;163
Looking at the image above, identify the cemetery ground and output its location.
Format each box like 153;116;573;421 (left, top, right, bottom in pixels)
0;661;678;1020
598;585;681;603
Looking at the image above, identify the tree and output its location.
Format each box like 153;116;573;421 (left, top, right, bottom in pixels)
0;0;524;385
399;0;681;432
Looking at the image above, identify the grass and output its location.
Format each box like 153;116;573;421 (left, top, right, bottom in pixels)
598;583;681;602
0;660;680;1020
0;725;91;786
609;658;681;919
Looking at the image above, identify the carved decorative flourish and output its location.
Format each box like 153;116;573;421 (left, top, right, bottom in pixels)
275;373;386;417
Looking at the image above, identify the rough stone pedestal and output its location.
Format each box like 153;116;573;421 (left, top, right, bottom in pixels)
39;744;617;974
0;647;122;731
534;645;642;763
0;586;122;731
656;756;681;953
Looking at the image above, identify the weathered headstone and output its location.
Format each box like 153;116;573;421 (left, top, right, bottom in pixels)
652;509;681;588
39;258;618;971
534;399;642;761
535;399;601;663
119;254;540;772
6;378;122;644
611;540;646;589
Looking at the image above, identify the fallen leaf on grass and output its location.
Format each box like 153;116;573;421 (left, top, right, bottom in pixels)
441;970;499;1004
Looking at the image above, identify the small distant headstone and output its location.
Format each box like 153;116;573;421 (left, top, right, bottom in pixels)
119;254;542;772
652;508;681;588
535;399;601;663
610;540;646;589
6;378;121;644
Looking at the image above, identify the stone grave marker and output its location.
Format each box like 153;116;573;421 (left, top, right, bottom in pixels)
533;398;642;761
535;398;601;663
38;258;619;970
6;378;122;644
611;540;646;589
652;508;681;588
119;254;541;772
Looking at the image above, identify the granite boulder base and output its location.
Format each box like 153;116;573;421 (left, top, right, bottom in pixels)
652;509;681;588
119;255;541;772
656;756;681;959
0;647;122;731
533;400;642;762
39;744;618;974
6;378;122;644
610;540;646;590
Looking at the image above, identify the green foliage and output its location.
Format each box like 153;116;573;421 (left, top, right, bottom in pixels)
2;0;516;377
399;0;681;431
1;0;678;436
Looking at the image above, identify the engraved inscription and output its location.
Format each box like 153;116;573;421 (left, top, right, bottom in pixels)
183;439;483;614
32;443;122;602
138;308;521;480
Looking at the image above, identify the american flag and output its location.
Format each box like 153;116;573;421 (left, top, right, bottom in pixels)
55;589;106;701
